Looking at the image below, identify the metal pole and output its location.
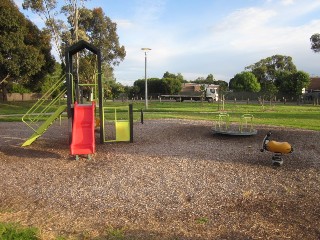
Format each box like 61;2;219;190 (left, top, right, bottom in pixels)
141;48;151;109
141;109;144;124
145;51;148;109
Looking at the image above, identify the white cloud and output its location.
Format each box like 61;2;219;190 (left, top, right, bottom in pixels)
266;0;320;21
205;2;320;54
156;2;320;82
15;0;319;84
116;19;134;29
281;0;294;6
214;7;277;33
134;0;166;24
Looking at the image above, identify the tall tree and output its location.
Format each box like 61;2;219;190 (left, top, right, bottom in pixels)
162;77;182;94
213;80;228;91
192;74;219;84
205;74;215;84
245;55;297;100
162;71;184;82
133;79;145;98
245;55;297;85
276;71;310;98
41;62;63;93
23;0;90;64
147;78;165;95
0;0;53;99
105;81;124;100
176;73;184;82
77;7;126;67
289;71;310;98
23;1;126;66
23;0;66;63
163;71;177;79
24;19;55;92
133;77;182;97
75;7;126;100
274;70;291;95
23;1;126;102
310;33;320;53
229;72;261;92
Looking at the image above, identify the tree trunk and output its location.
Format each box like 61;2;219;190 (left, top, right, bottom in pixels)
1;82;8;102
0;74;10;101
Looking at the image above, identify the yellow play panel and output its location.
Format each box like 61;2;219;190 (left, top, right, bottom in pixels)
103;106;132;143
115;121;130;141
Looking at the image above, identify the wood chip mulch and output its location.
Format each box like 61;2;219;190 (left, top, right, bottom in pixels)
0;119;319;239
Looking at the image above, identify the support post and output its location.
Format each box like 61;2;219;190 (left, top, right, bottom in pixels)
129;104;133;143
141;109;144;124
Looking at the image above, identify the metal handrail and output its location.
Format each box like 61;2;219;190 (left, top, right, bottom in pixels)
239;114;254;133
215;112;230;131
22;75;66;133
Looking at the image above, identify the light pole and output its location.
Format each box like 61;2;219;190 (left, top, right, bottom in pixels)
141;48;151;109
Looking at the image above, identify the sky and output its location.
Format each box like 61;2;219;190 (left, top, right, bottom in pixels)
14;0;320;86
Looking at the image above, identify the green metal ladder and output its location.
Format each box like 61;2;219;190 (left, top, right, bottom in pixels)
22;75;67;147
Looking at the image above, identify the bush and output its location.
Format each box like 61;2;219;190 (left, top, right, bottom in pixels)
9;83;31;94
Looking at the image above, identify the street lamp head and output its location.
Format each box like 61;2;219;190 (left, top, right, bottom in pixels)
141;48;152;51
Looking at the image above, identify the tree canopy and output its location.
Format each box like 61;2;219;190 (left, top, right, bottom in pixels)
133;72;183;98
310;33;320;53
275;70;310;98
214;80;228;91
23;0;126;76
190;74;228;89
76;7;126;67
163;71;184;82
244;54;299;99
229;72;261;92
162;77;182;95
22;0;126;101
245;55;297;84
192;76;214;84
0;0;55;99
240;54;309;99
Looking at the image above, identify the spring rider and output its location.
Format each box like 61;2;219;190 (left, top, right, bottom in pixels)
260;131;293;166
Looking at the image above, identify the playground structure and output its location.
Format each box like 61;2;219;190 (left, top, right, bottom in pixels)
21;40;133;159
260;131;293;166
212;113;257;136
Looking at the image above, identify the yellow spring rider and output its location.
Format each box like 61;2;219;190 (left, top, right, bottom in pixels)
260;131;293;166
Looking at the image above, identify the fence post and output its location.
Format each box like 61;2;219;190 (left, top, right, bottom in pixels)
129;104;133;143
140;109;144;124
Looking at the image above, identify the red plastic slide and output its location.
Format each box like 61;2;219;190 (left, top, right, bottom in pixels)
70;102;95;156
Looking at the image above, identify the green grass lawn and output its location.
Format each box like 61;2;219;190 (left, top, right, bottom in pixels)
135;101;320;130
0;222;38;240
0;101;36;115
1;100;320;130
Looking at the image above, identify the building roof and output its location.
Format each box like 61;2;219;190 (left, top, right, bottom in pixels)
308;77;320;91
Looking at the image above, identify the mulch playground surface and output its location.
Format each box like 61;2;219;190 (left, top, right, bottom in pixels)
0;119;319;239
